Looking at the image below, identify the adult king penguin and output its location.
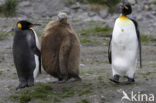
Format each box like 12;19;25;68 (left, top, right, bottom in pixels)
41;12;81;82
13;20;41;89
108;3;142;84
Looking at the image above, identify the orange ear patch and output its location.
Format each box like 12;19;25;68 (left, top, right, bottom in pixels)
17;23;22;29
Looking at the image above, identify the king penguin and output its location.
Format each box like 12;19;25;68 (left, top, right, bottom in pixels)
13;20;41;89
108;3;142;84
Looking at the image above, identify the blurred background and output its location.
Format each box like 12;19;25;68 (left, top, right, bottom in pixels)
0;0;156;35
0;0;156;103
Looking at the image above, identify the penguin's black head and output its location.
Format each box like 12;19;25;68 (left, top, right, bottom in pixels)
17;20;41;30
122;3;132;15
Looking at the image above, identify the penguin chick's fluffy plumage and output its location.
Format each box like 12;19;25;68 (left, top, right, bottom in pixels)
41;13;81;81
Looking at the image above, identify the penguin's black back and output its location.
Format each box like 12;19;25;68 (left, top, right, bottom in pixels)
130;18;142;68
13;28;36;78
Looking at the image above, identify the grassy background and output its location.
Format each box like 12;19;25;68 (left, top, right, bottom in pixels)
0;0;18;17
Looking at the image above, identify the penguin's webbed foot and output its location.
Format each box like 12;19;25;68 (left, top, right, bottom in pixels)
120;77;135;85
109;75;120;84
16;83;28;90
27;77;34;87
57;76;69;83
73;76;81;82
58;78;63;81
28;82;34;87
58;80;67;83
69;74;81;82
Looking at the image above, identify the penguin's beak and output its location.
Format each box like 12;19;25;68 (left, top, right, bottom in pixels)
30;23;41;28
58;16;64;22
32;23;41;26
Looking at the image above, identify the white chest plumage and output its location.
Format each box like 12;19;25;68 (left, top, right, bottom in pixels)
31;29;40;79
111;16;138;78
31;28;40;50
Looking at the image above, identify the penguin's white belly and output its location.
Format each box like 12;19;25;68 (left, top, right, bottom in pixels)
31;28;40;49
112;19;138;77
33;55;39;79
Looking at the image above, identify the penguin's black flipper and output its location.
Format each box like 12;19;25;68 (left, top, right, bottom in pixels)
39;52;41;74
108;37;112;64
130;19;142;68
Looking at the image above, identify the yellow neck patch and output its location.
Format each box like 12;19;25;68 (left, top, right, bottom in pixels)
17;23;22;29
119;15;129;20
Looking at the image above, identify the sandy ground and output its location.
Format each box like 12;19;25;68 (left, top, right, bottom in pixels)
0;19;156;103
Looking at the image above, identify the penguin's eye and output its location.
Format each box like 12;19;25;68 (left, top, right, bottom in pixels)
124;6;128;10
17;23;22;29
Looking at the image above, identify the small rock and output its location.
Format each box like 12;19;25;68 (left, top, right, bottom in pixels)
150;4;156;11
88;11;96;17
85;73;91;76
117;89;123;93
61;7;71;14
80;4;88;11
145;14;153;19
99;8;108;18
78;9;84;13
71;2;80;10
101;95;105;99
19;1;31;7
127;0;136;4
85;15;104;22
46;78;51;81
135;5;143;12
144;5;150;11
80;64;85;67
6;27;13;33
0;0;4;6
135;14;143;21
